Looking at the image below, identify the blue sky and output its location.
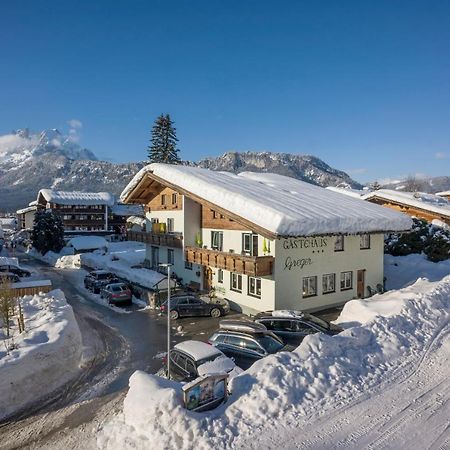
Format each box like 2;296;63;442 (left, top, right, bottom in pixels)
1;0;449;183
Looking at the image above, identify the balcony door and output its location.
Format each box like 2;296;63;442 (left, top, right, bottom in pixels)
203;267;213;291
357;269;365;298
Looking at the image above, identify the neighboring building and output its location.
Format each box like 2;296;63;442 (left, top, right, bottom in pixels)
121;164;411;314
110;203;144;232
436;191;450;201
363;190;450;226
16;201;38;230
0;217;18;232
36;189;115;233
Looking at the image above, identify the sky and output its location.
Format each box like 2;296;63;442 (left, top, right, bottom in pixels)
1;0;449;183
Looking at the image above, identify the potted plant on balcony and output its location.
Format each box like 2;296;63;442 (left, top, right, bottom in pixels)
263;238;271;255
195;232;203;248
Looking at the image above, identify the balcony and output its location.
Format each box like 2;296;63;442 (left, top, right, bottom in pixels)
127;230;183;248
184;246;274;277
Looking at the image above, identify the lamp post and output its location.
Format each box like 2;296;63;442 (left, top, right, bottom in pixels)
159;263;173;379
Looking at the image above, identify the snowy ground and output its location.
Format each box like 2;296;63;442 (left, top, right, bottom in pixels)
97;254;450;450
0;289;82;421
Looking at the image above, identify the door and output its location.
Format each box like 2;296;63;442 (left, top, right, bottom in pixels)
252;234;258;256
203;267;213;291
151;246;159;269
357;269;365;298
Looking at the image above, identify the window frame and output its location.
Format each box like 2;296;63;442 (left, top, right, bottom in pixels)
184;260;193;270
167;248;174;265
230;272;243;293
217;269;224;283
167;218;174;233
302;276;317;298
248;276;262;298
322;273;336;294
161;194;166;206
211;231;223;251
340;271;353;291
171;193;178;205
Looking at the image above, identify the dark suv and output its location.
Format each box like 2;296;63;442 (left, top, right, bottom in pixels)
253;310;343;345
161;295;230;319
84;270;119;294
0;265;31;277
208;320;290;370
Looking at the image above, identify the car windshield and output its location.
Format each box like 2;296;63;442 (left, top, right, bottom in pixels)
111;285;123;292
96;273;109;280
303;314;330;329
196;352;223;367
257;335;284;353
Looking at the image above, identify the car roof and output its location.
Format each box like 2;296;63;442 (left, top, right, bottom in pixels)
106;282;128;288
174;340;222;361
91;270;110;275
219;319;268;333
255;310;306;319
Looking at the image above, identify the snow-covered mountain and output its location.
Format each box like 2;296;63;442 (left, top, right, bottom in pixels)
0;129;362;212
381;176;450;194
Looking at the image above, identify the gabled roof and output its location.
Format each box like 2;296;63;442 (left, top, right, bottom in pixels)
38;189;115;206
121;164;412;238
436;191;450;197
16;205;37;214
363;189;450;218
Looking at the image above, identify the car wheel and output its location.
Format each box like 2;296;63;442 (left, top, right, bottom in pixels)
210;308;221;318
170;310;179;320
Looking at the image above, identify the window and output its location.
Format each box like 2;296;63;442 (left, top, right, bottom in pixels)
340;271;353;290
161;194;166;206
212;210;217;219
302;276;317;298
248;276;261;298
211;231;223;251
185;260;193;270
335;235;344;251
322;273;336;294
230;272;242;292
360;234;370;249
167;218;174;232
167;249;174;265
242;233;251;253
151;218;159;224
172;193;178;204
151;246;159;268
217;269;224;283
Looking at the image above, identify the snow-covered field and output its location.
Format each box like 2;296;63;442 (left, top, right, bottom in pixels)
97;255;450;450
0;289;82;420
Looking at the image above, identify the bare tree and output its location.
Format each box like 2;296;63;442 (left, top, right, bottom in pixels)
403;175;424;192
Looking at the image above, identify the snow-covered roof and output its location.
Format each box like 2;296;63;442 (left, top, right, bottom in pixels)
16;205;37;214
67;236;108;251
126;215;146;226
111;203;144;217
38;189;115;206
174;340;222;362
326;186;369;199
121;164;412;237
0;218;17;228
29;200;38;206
436;191;450;197
364;190;450;218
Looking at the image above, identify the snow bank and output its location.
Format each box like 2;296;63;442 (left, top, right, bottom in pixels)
98;273;450;450
0;289;82;420
121;164;412;236
67;236;108;251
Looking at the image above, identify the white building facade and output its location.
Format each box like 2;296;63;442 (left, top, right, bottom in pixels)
122;164;412;314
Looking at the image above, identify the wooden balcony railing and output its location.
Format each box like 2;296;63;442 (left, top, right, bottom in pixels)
127;230;183;248
184;246;274;277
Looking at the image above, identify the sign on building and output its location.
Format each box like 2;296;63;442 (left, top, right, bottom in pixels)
182;373;228;412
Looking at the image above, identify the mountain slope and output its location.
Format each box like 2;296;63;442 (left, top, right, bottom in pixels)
0;129;362;212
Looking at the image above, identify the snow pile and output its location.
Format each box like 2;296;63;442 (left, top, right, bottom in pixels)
98;273;450;450
0;289;82;420
67;236;108;251
55;254;81;269
121;164;412;236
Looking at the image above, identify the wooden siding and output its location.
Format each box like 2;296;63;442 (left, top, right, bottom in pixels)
127;230;183;248
146;187;183;212
368;198;450;226
184;246;274;277
201;205;250;231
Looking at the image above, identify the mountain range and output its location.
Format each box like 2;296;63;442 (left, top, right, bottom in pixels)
0;128;447;212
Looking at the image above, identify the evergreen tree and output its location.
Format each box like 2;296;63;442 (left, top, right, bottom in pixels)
31;210;65;255
148;114;181;164
369;181;382;191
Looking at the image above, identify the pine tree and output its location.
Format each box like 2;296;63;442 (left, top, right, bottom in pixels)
369;181;382;191
148;114;181;164
31;210;65;255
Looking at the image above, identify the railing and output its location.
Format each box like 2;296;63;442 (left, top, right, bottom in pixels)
127;230;183;248
184;246;274;277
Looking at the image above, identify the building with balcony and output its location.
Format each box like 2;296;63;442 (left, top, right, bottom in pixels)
120;164;412;314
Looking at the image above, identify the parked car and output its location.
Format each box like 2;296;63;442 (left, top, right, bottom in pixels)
164;340;242;382
160;295;230;319
84;270;119;293
253;310;344;346
0;264;31;277
100;282;132;306
0;272;21;284
208;319;290;370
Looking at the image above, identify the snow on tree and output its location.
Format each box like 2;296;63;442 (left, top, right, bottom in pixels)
148;114;181;164
31;210;65;255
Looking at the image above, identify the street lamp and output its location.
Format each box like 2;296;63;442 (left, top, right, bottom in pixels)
159;263;173;379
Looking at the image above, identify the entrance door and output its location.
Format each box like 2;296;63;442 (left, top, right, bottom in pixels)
357;269;365;298
203;267;213;291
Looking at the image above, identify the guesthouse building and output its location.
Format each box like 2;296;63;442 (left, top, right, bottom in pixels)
121;164;412;314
